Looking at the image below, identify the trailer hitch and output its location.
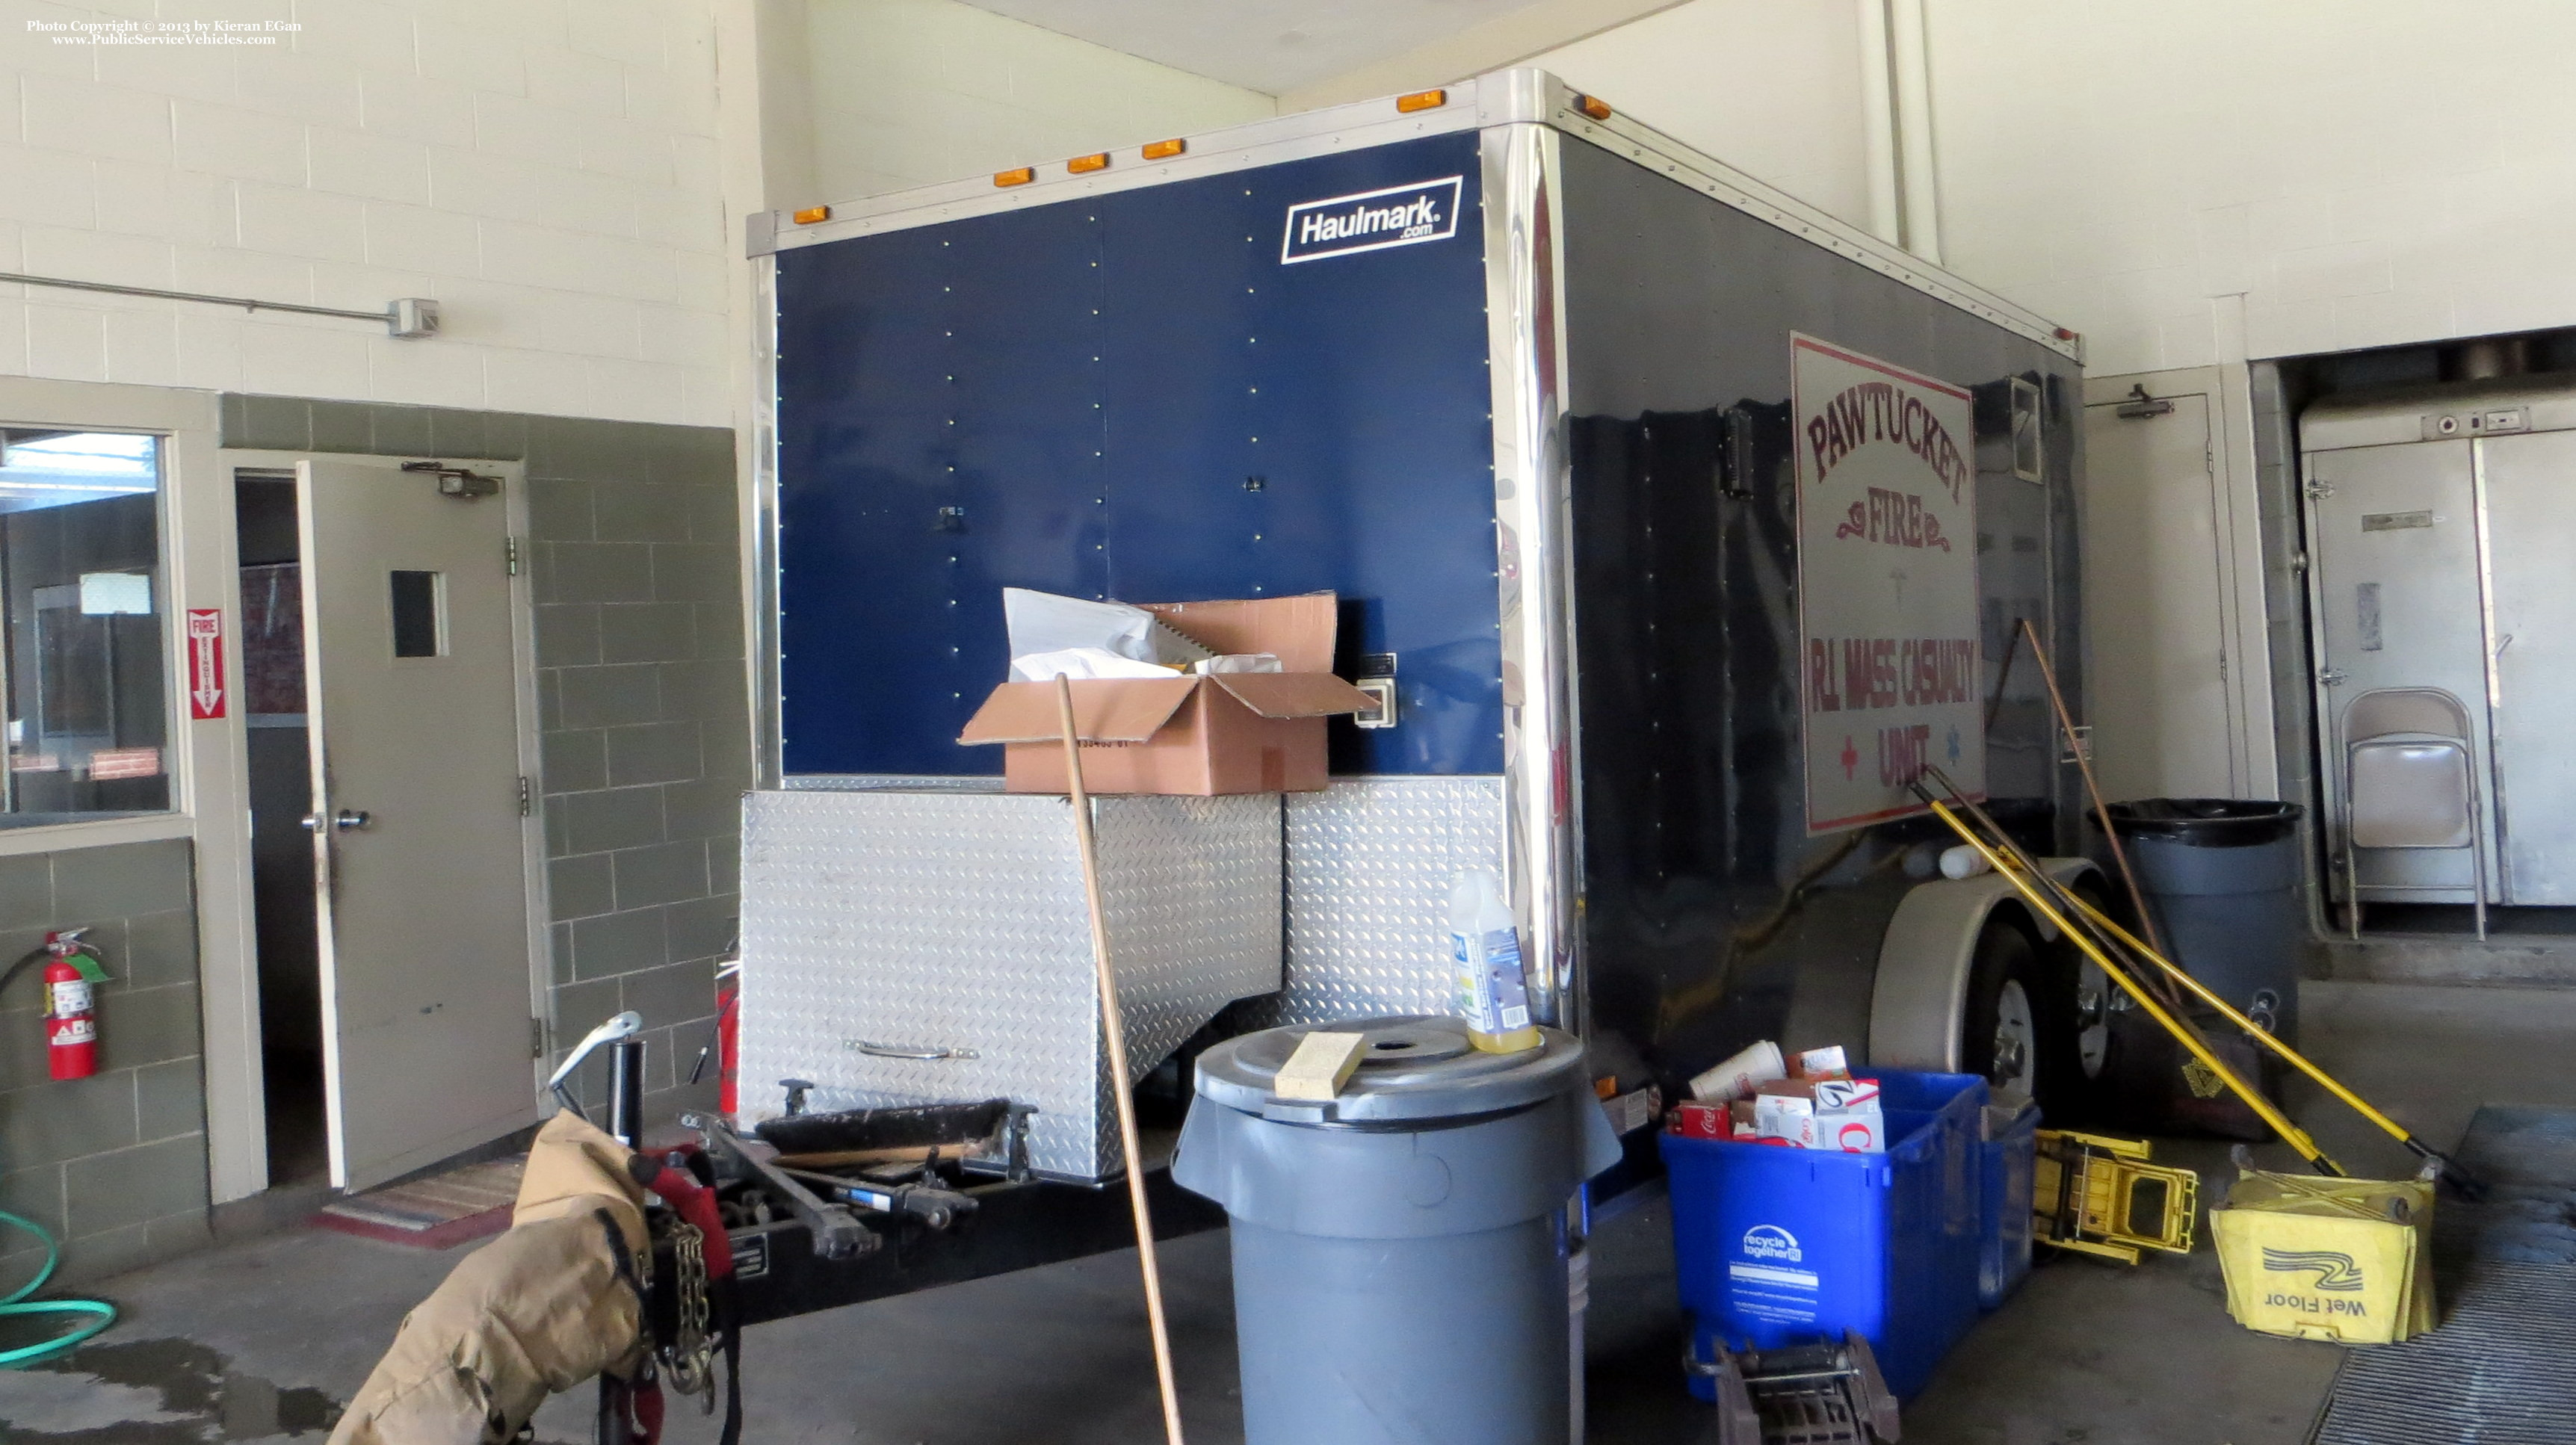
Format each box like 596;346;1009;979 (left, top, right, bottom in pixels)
682;1112;879;1260
780;1166;980;1232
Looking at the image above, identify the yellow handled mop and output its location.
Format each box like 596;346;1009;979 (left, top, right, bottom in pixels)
2057;888;2484;1197
1914;765;2483;1195
1912;785;2348;1177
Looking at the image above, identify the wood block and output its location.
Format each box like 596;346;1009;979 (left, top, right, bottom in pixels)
1273;1030;1368;1101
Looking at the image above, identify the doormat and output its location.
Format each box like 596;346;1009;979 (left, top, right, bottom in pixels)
2307;1105;2576;1444
312;1155;525;1250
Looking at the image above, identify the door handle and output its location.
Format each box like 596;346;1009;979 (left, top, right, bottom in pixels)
847;1039;980;1061
302;810;371;832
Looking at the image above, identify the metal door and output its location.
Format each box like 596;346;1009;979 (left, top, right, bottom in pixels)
300;459;537;1189
2478;429;2576;903
2305;440;2495;901
2082;392;2235;799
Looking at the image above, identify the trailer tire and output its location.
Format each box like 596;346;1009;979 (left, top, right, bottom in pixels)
1957;920;2045;1107
2045;876;2122;1124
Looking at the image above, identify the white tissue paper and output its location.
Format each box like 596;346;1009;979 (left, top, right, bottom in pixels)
1188;653;1282;675
1008;647;1181;682
1001;588;1211;668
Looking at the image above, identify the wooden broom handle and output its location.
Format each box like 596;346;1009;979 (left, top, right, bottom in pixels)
1056;676;1188;1445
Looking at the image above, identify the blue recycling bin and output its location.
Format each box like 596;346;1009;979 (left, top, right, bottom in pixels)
1661;1070;1986;1399
1978;1098;2040;1310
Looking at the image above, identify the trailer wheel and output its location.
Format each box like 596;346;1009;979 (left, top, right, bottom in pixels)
1958;921;2043;1104
2064;879;2119;1087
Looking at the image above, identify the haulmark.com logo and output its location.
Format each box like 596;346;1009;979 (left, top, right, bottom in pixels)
2262;1248;2365;1291
1281;177;1464;264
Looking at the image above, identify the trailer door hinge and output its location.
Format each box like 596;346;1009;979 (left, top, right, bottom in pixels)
506;536;522;575
2320;669;2350;686
2304;480;2334;500
517;776;533;816
531;1017;546;1059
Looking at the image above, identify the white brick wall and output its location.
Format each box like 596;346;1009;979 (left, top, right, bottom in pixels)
1431;0;2576;370
1529;0;1870;230
0;0;735;424
797;0;1274;203
1928;0;2576;371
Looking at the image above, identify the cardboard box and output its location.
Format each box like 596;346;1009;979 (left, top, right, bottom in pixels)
1670;1101;1729;1139
1811;1077;1885;1153
1754;1093;1817;1146
957;593;1374;795
1794;1045;1852;1079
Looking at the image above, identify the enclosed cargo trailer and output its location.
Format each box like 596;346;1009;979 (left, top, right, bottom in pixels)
718;71;2101;1305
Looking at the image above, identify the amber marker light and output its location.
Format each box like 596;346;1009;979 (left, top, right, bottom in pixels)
1576;94;1612;121
1142;138;1186;160
1395;88;1447;113
994;167;1036;187
791;205;831;224
1068;152;1110;174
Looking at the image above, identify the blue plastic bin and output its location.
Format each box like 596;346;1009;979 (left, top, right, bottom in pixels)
1977;1099;2039;1310
1661;1070;1986;1400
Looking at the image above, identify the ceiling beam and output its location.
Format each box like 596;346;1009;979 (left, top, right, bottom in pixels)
1276;0;1697;111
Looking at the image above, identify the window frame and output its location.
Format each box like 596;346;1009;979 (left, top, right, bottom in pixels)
0;388;204;858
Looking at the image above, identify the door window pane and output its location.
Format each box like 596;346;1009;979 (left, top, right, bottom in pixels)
389;570;443;659
0;430;169;823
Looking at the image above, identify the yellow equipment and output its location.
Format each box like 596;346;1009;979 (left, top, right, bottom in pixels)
2033;1129;2200;1264
2210;1167;2436;1344
1915;767;2486;1200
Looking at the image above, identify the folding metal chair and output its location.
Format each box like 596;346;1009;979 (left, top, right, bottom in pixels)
2341;687;2487;941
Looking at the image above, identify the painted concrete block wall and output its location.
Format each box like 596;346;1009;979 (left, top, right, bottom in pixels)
797;0;1276;202
218;398;742;1125
0;839;206;1285
1;0;734;424
1529;0;1870;229
1927;0;2576;371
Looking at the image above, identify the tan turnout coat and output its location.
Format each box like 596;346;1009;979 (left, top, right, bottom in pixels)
325;1114;653;1445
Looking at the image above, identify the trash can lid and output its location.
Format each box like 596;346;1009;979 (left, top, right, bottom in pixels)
1193;1015;1590;1124
2104;798;2303;846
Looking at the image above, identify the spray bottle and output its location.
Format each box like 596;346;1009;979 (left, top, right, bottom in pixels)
1451;869;1539;1053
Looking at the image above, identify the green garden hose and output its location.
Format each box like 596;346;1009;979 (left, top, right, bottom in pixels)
0;1207;114;1367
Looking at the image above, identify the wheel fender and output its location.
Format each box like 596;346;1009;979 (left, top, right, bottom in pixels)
1866;857;2102;1072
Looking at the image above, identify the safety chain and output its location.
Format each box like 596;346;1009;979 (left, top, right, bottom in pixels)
662;1220;716;1410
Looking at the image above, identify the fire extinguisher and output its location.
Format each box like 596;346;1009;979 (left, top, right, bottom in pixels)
715;959;741;1117
688;958;743;1119
4;929;109;1082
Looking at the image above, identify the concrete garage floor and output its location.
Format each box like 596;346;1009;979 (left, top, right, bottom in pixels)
7;979;2573;1445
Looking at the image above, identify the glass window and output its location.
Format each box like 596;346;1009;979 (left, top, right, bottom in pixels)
389;570;444;659
0;429;169;823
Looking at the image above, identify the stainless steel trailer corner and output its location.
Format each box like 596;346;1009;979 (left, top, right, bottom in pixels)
735;69;2099;1207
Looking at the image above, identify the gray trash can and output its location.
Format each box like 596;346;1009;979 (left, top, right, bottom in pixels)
2105;799;2306;1044
1172;1015;1621;1445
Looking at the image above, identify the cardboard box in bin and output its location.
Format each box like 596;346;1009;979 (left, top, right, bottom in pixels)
957;592;1373;795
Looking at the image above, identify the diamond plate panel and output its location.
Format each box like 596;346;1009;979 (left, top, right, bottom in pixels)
1243;778;1507;1030
737;788;1281;1180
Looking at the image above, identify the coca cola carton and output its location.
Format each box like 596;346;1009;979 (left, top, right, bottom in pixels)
1810;1075;1886;1153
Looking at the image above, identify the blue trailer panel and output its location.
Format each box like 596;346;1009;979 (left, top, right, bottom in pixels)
775;131;1503;778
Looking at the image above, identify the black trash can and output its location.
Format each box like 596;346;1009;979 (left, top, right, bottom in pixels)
2104;799;2305;1045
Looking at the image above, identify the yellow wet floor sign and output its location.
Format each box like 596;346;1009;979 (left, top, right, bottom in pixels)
2210;1168;2436;1344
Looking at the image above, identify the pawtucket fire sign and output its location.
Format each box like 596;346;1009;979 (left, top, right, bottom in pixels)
1791;334;1983;832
